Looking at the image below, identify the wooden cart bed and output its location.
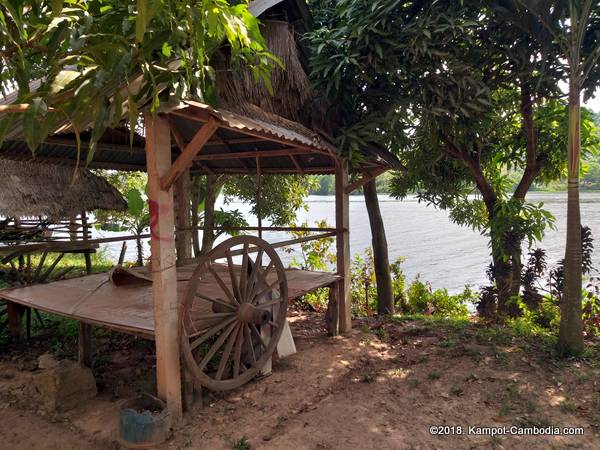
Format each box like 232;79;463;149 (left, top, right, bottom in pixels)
0;264;340;339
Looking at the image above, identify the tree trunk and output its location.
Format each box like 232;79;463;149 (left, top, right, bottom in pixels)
174;169;192;262
509;249;522;317
136;236;143;266
558;82;584;356
363;180;394;315
201;174;218;255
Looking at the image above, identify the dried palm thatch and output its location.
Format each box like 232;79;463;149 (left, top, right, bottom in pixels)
0;159;127;219
217;20;311;120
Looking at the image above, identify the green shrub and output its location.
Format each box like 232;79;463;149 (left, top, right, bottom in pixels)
405;277;473;319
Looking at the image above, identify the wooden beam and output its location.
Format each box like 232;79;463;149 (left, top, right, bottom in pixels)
160;117;219;191
211;134;254;175
289;155;304;174
144;113;182;422
191;166;337;175
170;119;215;176
335;159;351;333
194;147;314;161
210;226;337;233
207;136;267;146
345;167;388;194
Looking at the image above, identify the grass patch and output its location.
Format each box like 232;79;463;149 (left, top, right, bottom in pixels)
427;371;441;380
225;436;251;450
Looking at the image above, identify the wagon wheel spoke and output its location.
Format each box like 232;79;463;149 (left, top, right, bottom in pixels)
256;298;283;309
250;323;268;351
187;312;235;322
240;243;249;303
32;249;49;283
215;323;240;380
198;321;238;371
225;250;241;303
243;324;256;365
195;293;237;311
189;316;237;346
249;261;275;305
25;253;31;284
246;250;264;302
232;324;244;378
208;265;238;306
253;279;281;305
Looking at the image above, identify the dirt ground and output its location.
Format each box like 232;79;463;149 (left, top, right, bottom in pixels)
2;312;600;450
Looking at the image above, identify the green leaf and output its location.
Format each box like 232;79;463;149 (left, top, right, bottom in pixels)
162;42;172;57
87;101;110;165
23;98;49;153
127;188;145;216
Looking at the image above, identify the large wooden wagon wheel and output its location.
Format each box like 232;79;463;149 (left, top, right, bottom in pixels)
180;236;288;391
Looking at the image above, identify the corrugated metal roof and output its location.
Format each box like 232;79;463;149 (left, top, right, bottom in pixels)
180;101;337;154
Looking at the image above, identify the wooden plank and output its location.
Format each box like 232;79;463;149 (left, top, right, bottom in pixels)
160;117;219;191
336;159;352;333
144;113;183;422
0;265;341;342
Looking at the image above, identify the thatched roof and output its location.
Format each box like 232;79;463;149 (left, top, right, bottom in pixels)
0;159;127;218
217;20;311;121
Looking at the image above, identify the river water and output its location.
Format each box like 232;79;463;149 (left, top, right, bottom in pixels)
93;192;600;293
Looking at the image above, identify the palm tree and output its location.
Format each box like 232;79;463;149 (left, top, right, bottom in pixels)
514;0;600;354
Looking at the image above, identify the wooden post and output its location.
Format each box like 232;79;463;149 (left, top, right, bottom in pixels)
326;282;339;336
200;174;218;255
174;169;193;262
7;302;23;342
256;157;262;239
145;113;183;422
335;159;352;333
78;322;93;367
81;211;92;274
78;211;93;366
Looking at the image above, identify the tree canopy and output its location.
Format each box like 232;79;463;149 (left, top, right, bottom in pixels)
306;0;600;316
0;0;275;159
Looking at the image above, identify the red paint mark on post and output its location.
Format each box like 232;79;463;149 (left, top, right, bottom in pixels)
149;200;175;242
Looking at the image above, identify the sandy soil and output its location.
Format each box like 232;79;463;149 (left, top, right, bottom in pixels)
2;312;600;449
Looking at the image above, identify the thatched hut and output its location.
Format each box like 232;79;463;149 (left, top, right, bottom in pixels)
0;159;127;220
0;0;402;421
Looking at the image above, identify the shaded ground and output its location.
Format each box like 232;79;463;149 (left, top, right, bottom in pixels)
2;312;600;449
